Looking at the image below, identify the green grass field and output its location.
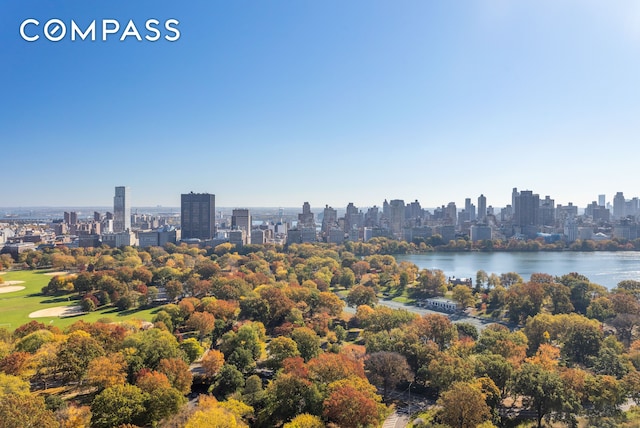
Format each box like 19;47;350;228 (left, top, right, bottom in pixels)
0;270;157;331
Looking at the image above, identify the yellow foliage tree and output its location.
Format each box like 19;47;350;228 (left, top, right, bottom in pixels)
283;413;324;428
85;353;127;391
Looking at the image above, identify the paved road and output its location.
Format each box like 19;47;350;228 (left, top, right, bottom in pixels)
356;298;517;332
382;411;409;428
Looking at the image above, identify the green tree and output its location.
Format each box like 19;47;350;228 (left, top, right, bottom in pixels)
546;282;574;314
57;331;105;382
91;384;147;428
474;353;513;396
220;322;265;364
338;268;356;288
122;327;185;370
267;336;300;370
562;316;603;365
242;374;265;407
513;363;578;428
452;285;475;308
210;364;245;399
424;351;474;393
585;374;626;417
180;337;204;364
476;270;488;291
291;327;321;362
261;373;322;426
137;372;187;425
455;322;479;340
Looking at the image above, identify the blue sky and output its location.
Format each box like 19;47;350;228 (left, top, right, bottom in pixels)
2;1;640;209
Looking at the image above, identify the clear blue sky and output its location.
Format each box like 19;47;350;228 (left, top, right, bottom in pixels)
2;1;640;209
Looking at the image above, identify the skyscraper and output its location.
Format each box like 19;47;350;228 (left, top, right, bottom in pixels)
113;186;130;233
613;192;626;219
477;194;487;223
598;194;606;207
322;205;338;236
298;202;315;228
232;209;252;244
389;200;405;236
539;196;555;227
513;190;540;227
181;192;216;240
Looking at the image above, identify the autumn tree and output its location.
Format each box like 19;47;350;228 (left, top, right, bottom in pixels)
452;285;475;308
201;349;225;379
85;353;127;391
307;352;365;386
415;269;447;297
0;394;59;428
186;311;216;343
346;285;378;308
437;382;491;428
158;357;193;394
424;351;474;393
322;377;383;428
136;370;187;425
476;324;528;367
410;313;458;350
283;413;324;428
0;373;31;396
505;281;545;324
365;351;413;401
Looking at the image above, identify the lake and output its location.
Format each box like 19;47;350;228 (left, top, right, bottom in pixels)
395;251;640;289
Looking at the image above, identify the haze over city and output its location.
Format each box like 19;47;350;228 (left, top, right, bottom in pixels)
3;1;640;208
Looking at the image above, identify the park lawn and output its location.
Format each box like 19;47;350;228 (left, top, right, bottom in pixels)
0;270;157;331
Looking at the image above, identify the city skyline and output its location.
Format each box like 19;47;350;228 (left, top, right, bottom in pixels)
0;186;637;213
3;2;640;207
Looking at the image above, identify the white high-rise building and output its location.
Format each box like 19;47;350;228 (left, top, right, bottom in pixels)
113;186;131;233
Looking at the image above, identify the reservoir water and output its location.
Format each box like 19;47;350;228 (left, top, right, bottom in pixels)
395;251;640;289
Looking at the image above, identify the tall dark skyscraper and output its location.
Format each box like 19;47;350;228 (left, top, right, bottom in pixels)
181;192;216;240
114;186;130;232
513;189;540;227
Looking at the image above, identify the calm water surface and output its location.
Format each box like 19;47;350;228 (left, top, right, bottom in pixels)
395;251;640;289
